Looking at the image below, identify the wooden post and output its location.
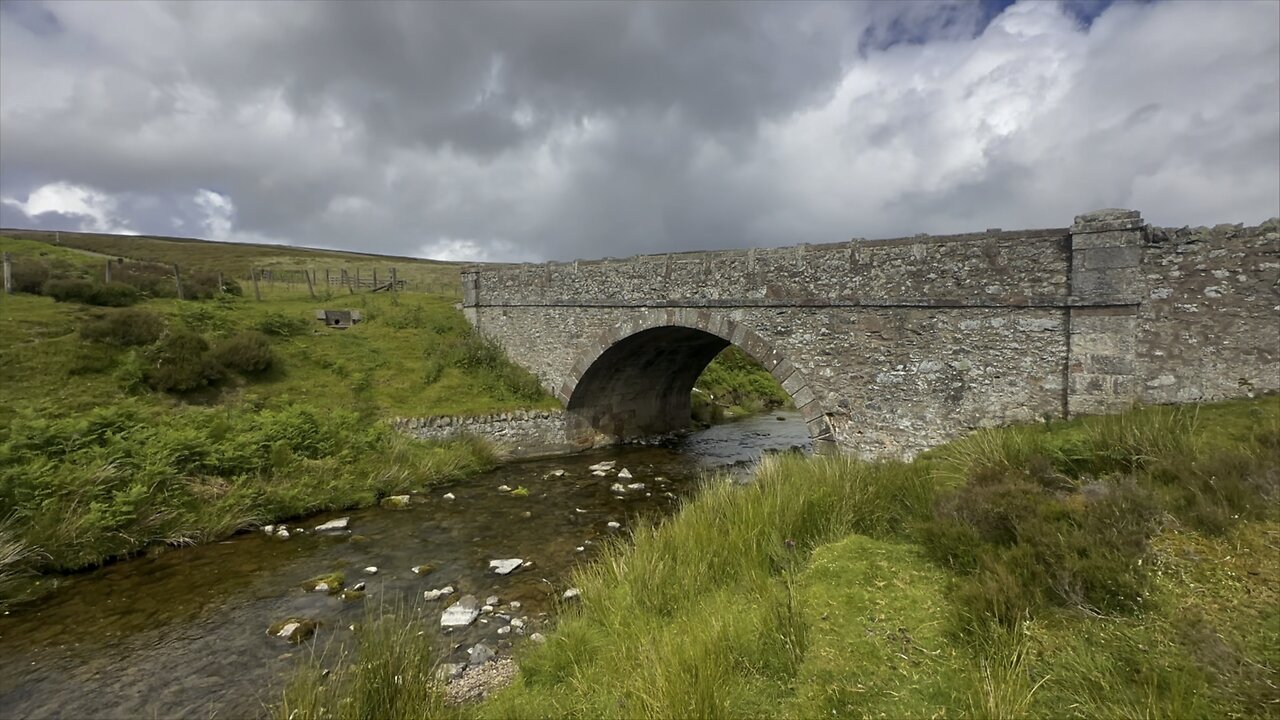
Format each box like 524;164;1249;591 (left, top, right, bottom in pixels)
373;268;378;287
355;268;361;292
304;268;316;299
217;272;225;294
391;266;398;294
2;252;12;294
326;268;331;287
105;260;113;284
251;267;262;301
173;263;185;300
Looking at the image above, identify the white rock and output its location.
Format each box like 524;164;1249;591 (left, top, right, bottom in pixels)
617;468;633;479
607;521;621;529
363;566;378;575
275;528;290;540
509;601;522;610
575;546;585;552
627;483;645;491
313;582;331;593
489;558;523;575
486;595;500;606
440;595;481;628
496;626;512;636
482;604;495;613
530;632;546;644
591;470;608;477
443;492;456;501
277;622;301;639
575;508;586;513
352;581;366;592
546;469;566;477
412;565;432;575
561;588;582;602
314;517;350;533
423;586;455;601
510;617;526;629
498;485;512;492
262;524;276;535
588;461;616;472
610;483;628;494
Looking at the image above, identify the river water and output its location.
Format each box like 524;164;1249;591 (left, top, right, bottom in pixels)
0;412;809;719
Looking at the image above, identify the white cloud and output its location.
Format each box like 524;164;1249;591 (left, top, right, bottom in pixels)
0;181;137;234
418;237;540;263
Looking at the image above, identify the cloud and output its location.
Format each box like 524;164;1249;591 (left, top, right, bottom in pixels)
1;181;136;234
1;0;1276;262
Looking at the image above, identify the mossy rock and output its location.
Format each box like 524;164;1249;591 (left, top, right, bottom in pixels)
301;572;345;594
411;564;434;576
339;589;366;601
268;617;319;644
381;494;412;509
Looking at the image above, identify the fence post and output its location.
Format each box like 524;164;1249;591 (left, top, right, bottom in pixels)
251;267;262;301
105;260;112;284
173;263;185;300
304;268;316;299
355;268;361;292
391;266;398;294
2;252;11;294
326;268;331;287
218;272;225;294
373;268;378;287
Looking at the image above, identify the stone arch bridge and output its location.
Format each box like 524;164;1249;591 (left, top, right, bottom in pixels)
460;209;1278;458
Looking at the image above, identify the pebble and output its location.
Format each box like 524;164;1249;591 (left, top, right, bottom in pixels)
486;595;500;606
561;588;582;602
363;566;378;575
509;601;521;610
443;492;456;501
497;485;512;492
496;626;511;636
607;521;621;529
617;468;633;479
424;586;455;601
529;633;546;644
352;581;366;592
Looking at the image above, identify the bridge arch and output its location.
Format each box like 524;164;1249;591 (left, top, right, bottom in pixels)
557;309;834;448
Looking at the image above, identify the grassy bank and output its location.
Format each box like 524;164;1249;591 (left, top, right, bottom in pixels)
693;346;792;422
274;397;1279;719
0;233;565;606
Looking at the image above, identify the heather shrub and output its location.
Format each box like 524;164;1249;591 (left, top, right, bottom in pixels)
145;329;225;392
79;308;166;347
213;331;275;374
42;279;139;307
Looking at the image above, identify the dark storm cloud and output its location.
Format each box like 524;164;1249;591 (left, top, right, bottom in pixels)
0;0;1276;262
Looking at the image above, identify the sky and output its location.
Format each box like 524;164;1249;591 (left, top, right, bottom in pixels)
0;0;1277;263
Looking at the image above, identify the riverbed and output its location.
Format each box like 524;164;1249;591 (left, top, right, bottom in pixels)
0;412;809;719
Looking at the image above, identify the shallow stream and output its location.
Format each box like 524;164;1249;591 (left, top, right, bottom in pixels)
0;412;809;719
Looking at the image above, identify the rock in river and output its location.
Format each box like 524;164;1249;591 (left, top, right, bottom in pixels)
617;468;633;479
468;642;496;667
269;617;319;644
588;460;616;472
314;517;350;533
424;586;456;601
441;595;481;628
489;558;522;575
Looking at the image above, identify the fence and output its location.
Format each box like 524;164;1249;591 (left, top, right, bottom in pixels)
1;252;462;300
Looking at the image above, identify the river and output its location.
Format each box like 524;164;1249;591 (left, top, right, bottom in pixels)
0;412;809;719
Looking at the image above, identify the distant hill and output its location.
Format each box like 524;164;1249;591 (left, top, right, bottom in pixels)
0;228;463;293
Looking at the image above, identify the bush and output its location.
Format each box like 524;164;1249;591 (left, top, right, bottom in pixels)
42;279;139;307
79;308;165;347
213;331;275;374
9;258;50;295
145;330;226;392
256;311;310;337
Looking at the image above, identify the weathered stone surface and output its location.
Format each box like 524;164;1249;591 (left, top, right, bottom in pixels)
314;517;350;533
441;595;481;628
488;559;522;575
444;211;1276;459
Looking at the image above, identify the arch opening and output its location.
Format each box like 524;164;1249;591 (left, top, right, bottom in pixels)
563;320;834;449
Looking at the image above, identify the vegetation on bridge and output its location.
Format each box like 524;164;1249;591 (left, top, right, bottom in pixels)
277;396;1279;719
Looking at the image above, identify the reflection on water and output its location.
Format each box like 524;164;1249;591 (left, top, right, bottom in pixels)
0;412;809;719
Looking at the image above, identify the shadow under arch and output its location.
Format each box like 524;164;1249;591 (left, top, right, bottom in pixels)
559;309;834;449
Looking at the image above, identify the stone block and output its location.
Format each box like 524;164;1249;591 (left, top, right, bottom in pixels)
1083;245;1142;270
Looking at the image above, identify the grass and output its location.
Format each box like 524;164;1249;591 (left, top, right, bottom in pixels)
272;396;1280;719
274;603;456;720
693;345;792;421
0;233;565;607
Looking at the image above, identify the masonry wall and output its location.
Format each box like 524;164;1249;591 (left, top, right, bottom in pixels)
392;410;571;459
463;211;1279;459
